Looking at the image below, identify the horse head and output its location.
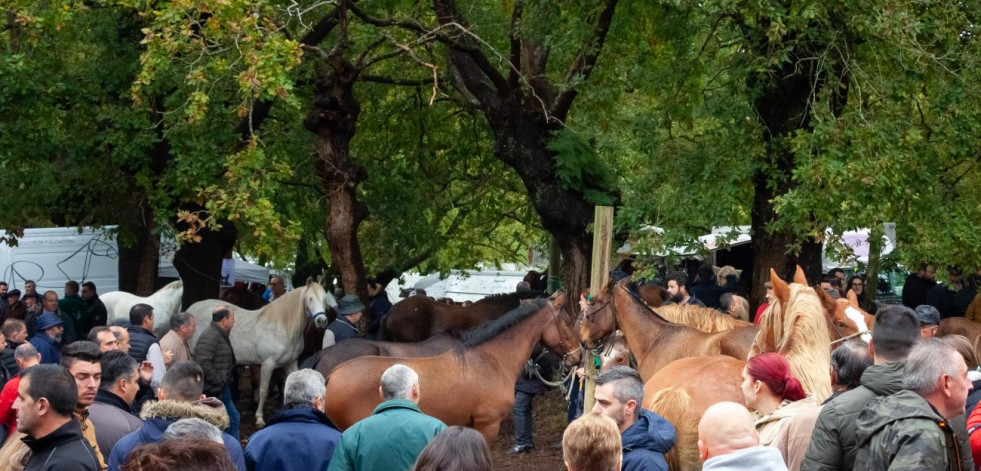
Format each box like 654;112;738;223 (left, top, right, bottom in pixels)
302;280;332;329
540;292;582;366
816;284;873;346
599;331;630;372
579;285;615;350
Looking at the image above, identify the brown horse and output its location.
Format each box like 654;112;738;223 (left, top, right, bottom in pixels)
323;293;580;440
636;282;669;307
377;292;524;342
579;281;758;381
310;334;460;378
939;317;981;354
599;331;631;372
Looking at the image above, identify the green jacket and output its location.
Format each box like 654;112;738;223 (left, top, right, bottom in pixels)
855;389;963;471
802;361;905;471
327;399;447;471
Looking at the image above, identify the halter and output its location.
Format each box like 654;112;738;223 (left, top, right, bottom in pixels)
546;297;582;362
823;304;869;347
581;292;618;359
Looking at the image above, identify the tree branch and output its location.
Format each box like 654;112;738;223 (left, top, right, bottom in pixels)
551;0;620;119
361;75;437;86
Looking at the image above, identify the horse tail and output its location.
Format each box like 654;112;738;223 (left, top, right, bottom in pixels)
646;388;696;471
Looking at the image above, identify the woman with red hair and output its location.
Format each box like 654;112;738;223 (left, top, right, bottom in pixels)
740;352;819;471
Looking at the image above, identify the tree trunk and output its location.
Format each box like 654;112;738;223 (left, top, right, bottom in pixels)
117;204;160;295
292;236;329;288
303;65;368;303
173;208;238;309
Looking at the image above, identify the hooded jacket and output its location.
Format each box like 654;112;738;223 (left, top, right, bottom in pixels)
29;334;60;365
22;419;100;471
621;409;677;471
702;446;789;471
801;361;904;471
854;389;962;471
88;389;143;456
244;407;342;471
107;398;245;471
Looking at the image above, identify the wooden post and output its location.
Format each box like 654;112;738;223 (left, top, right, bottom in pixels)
583;206;614;413
547;236;562;294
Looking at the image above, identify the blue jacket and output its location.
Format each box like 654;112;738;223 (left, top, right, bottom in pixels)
621;409;677;471
245;408;341;471
29;335;60;365
107;399;245;471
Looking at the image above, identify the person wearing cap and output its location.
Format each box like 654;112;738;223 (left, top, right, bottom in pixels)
0;290;24;323
322;295;364;349
915;305;940;339
29;312;66;364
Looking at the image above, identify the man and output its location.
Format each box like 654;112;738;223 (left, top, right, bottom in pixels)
109;326;131;353
29;312;65;364
328;364;446;471
41;290;76;344
60;281;90;339
22;295;41;337
80;282;108;330
1;289;25;322
927;266;963;319
0;330;8;392
108;361;246;471
0;282;8;311
159;311;195;368
15;364;101;471
194;305;239;439
126;303;167;388
698;402;788;470
60;341;107;469
2;319;28;375
563;413;623;471
592;366;677;471
821;275;843;300
718;293;749;321
828;268;847;298
915;304;940;339
245;369;342;471
828;339;873;403
902;263;936;308
689;263;736;309
88;351;144;455
510;345;553;454
22;280;42;305
322;295;363;348
88;326;119;352
266;275;287;302
801;305;920;471
855;339;971;470
665;271;705;307
366;278;393;339
0;343;41;436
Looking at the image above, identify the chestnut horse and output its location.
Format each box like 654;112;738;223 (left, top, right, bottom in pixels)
938;317;981;354
636;282;669;307
309;334;460;378
580;281;758;382
323;294;581;440
377;292;525;342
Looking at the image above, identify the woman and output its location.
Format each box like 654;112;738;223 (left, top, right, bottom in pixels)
846;276;878;315
741;353;818;471
411;426;493;471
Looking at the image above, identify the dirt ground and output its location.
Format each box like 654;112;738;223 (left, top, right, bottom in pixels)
237;374;571;470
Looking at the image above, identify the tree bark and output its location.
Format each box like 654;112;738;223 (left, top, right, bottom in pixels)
303;62;369;302
173;207;238;309
117;208;159;296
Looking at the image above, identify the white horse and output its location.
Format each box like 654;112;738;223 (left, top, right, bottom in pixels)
186;281;335;427
102;280;184;337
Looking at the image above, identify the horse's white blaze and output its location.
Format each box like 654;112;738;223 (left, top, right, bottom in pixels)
844;306;872;343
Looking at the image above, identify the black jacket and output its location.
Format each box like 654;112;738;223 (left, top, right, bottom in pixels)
22;419;100;471
127;326;158;363
194;323;236;396
1;341;20;377
688;275;736;309
327;317;360;344
927;284;956;319
901;274;936;309
85;297;108;329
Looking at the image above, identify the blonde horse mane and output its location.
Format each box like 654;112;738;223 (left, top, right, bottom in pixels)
750;282;832;402
657;304;751;333
258;284;319;337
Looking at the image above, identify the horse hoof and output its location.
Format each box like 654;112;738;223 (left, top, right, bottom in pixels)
256;419;265;428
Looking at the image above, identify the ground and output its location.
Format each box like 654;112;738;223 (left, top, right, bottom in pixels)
236;371;570;470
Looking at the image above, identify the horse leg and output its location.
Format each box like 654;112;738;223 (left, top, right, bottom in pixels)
255;359;276;428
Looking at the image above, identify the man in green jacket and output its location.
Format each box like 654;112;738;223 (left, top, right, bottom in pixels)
854;338;971;471
328;364;446;471
802;306;920;471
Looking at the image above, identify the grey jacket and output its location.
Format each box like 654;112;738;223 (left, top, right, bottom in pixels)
88;389;143;455
703;446;789;471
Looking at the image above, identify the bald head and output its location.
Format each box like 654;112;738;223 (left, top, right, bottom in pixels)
697;402;759;461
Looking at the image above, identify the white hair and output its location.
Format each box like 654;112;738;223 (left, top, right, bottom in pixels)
903;338;962;395
163;418;222;443
285;369;326;406
380;364;419;400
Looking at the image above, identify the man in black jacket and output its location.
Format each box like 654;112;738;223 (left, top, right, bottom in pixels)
194;305;239;439
16;364;100;471
901;263;936;309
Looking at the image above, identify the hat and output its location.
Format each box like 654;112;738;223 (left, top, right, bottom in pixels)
6;289;20;298
336;295;365;316
914;305;940;326
36;312;64;331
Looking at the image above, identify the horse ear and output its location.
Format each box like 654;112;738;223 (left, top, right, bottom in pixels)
846;290;860;309
713;266;722;276
770;268;790;305
815;286;837;318
552;291;567;309
306;277;313;287
793;266;807;285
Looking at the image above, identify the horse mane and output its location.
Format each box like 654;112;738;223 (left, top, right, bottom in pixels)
258;284;318;336
751;283;832;401
476;292;523;304
458;299;547;347
656;304;750;333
